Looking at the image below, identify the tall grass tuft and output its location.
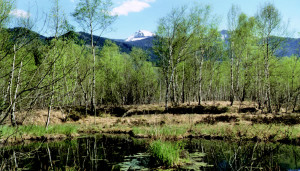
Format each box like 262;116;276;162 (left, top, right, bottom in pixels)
149;140;184;167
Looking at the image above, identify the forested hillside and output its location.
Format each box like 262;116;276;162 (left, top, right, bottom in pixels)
0;0;299;127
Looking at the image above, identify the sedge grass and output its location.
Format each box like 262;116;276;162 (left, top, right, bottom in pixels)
149;140;185;167
131;122;299;142
0;124;80;139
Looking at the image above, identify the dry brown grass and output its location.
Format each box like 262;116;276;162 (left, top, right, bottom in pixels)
1;101;298;146
6;110;281;128
4;110;67;126
3;101;298;127
113;114;207;126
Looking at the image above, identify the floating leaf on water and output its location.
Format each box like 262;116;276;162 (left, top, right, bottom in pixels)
118;152;150;171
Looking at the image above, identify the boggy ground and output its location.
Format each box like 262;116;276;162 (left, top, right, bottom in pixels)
1;101;300;145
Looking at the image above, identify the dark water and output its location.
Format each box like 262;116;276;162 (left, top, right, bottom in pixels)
0;134;148;170
184;139;300;171
0;135;299;170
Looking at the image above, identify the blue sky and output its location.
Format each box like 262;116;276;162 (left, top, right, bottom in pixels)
10;0;300;39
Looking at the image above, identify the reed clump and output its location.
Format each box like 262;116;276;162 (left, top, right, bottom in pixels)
149;140;185;167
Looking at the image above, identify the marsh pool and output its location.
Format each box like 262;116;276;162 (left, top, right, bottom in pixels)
0;134;299;170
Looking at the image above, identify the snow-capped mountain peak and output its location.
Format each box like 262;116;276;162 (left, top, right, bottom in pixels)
125;30;154;42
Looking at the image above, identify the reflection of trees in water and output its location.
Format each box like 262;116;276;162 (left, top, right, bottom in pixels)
1;137;299;170
0;135;147;170
185;139;300;170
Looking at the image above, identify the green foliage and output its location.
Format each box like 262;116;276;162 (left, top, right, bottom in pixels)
97;40;158;105
0;0;14;27
72;0;116;34
97;40;131;104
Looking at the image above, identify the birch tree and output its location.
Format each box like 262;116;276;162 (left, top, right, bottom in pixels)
227;5;240;106
256;3;286;113
72;0;116;116
46;0;72;128
154;5;212;110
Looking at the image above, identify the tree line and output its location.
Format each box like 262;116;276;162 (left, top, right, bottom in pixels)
154;3;299;112
0;0;299;127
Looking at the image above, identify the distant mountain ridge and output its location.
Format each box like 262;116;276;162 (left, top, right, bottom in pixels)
68;30;156;60
220;30;300;57
70;31;155;55
5;28;300;58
